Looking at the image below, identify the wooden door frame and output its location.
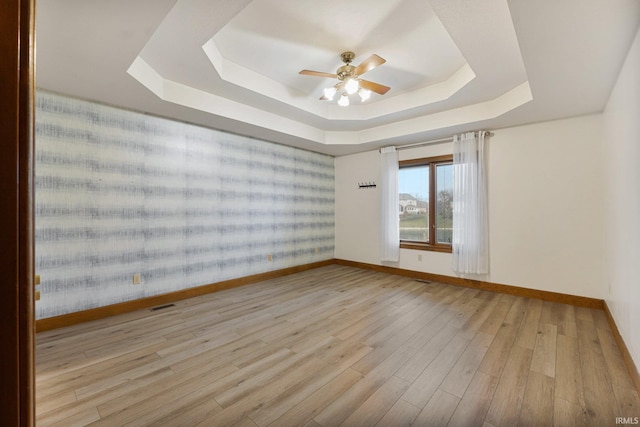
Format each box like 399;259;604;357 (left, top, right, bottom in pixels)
0;0;36;425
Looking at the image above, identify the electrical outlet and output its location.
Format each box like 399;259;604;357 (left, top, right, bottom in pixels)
315;247;319;254
268;254;273;261
133;274;141;285
418;254;423;262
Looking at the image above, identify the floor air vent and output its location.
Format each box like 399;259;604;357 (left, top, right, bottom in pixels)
415;279;432;284
150;303;176;311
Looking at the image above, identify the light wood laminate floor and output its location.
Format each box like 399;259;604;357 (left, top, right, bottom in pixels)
36;265;640;426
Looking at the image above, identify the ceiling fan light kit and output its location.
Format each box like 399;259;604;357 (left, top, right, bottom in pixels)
344;78;359;95
323;86;337;100
299;51;390;106
358;88;371;102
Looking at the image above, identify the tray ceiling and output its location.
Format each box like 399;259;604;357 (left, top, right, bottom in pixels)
36;0;640;155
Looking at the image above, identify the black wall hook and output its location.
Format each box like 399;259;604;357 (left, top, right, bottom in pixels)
358;182;377;189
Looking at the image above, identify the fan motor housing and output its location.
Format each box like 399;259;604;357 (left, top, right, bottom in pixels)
337;64;356;81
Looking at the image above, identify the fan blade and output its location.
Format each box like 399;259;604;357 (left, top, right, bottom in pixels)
299;70;338;78
354;54;386;76
359;79;390;95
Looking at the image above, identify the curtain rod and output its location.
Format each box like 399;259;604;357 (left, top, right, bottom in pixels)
384;131;494;152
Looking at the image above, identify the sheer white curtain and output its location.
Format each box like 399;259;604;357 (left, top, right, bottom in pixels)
452;131;489;274
380;146;400;262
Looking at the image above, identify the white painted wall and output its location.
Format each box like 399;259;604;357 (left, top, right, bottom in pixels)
335;114;605;298
602;27;640;369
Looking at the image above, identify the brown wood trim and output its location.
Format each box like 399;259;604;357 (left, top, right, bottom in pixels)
36;260;334;332
19;0;36;423
602;301;640;395
399;154;453;167
400;242;452;253
428;160;436;247
334;259;604;309
0;0;36;425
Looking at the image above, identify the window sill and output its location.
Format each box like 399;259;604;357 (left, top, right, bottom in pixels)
400;242;453;253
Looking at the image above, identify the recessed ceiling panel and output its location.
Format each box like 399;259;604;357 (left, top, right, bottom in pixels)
212;0;467;96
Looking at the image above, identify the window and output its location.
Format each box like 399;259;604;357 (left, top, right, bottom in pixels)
399;155;453;252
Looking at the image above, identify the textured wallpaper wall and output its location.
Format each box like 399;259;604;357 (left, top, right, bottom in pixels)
35;92;335;319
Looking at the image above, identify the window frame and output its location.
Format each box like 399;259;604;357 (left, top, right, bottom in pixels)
399;154;453;253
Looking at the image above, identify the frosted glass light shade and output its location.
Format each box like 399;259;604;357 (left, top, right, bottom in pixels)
345;78;359;95
338;94;350;106
323;87;336;100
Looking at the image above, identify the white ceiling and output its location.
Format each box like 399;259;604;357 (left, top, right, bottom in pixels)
35;0;640;156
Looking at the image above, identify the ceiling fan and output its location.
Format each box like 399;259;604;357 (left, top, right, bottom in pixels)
299;51;390;105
